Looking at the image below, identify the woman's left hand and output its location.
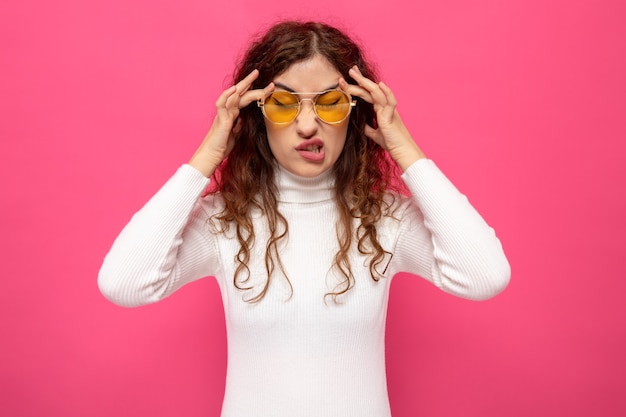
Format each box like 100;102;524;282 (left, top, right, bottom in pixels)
340;66;426;171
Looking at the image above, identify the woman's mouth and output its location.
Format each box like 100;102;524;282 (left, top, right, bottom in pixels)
296;139;325;162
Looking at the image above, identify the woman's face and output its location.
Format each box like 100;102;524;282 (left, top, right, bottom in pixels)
264;55;349;178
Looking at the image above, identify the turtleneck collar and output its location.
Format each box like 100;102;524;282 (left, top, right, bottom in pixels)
275;165;335;203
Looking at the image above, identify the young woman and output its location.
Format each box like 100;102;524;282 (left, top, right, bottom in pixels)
99;20;510;417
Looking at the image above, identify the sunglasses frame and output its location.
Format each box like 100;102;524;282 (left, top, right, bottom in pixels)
257;89;357;125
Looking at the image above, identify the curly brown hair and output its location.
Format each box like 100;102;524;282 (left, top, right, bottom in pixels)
209;20;405;302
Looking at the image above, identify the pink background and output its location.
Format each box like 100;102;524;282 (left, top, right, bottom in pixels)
2;0;625;416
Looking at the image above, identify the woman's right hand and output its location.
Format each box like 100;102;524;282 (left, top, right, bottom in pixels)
189;69;274;177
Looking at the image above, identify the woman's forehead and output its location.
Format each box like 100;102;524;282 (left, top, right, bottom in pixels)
272;55;341;92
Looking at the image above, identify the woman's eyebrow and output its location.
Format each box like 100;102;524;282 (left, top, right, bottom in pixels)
273;82;340;92
273;82;295;92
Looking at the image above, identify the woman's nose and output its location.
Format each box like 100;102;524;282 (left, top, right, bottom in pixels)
295;100;319;136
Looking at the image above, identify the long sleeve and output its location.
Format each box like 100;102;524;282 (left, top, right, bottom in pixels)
390;159;510;300
98;164;220;307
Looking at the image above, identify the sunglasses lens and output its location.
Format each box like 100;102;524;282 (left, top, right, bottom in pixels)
315;90;352;123
263;91;300;123
261;90;353;124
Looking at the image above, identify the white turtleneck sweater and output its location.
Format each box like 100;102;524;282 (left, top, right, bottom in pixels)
98;158;510;417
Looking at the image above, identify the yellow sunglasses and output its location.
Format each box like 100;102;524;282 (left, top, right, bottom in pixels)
258;90;356;124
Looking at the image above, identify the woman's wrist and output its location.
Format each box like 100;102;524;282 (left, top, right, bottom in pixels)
392;142;427;172
188;151;220;178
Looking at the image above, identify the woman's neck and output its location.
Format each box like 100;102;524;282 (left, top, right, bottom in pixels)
275;166;334;204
